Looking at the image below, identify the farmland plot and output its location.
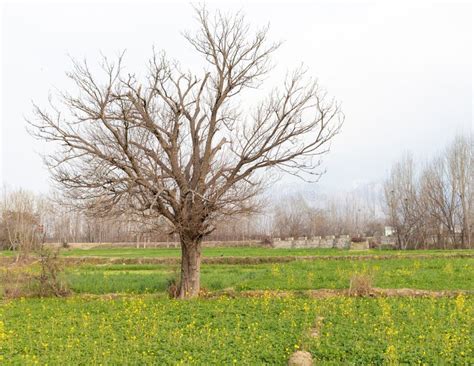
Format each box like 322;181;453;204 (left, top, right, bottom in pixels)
1;248;473;365
1;295;472;365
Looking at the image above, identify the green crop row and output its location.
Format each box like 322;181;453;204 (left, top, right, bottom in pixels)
1;295;472;365
2;247;473;259
64;257;474;294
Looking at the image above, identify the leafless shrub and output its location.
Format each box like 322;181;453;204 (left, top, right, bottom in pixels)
349;273;373;296
0;248;69;299
261;236;273;246
351;237;366;243
35;247;70;297
166;277;180;299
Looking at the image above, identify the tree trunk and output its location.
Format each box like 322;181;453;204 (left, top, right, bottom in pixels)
179;236;202;298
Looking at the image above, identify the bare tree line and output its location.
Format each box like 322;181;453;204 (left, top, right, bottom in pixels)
0;188;170;248
0;188;272;247
384;134;473;249
272;188;383;239
0;184;382;247
2;135;471;253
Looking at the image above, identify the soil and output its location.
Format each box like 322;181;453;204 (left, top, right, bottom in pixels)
288;351;313;366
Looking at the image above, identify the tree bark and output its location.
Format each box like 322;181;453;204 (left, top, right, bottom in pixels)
179;236;202;298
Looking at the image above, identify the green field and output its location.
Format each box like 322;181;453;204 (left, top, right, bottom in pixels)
60;247;474;258
1;295;472;365
1;247;473;364
2;247;473;258
65;257;474;294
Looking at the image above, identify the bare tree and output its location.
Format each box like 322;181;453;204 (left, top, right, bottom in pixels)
420;158;458;247
383;134;473;250
383;154;424;249
420;135;473;248
28;7;343;297
448;135;473;248
273;194;314;238
312;184;383;238
0;187;43;259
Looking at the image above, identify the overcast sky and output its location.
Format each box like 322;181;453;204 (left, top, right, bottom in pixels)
1;0;472;197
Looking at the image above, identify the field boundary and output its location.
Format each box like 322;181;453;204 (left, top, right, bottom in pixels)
1;252;473;266
59;288;473;300
206;288;474;299
3;287;471;302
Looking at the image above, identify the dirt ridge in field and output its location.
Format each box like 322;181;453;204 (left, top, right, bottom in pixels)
206;288;474;299
68;288;473;301
1;252;473;266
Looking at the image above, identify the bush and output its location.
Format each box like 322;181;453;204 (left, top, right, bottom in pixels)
368;237;379;249
349;273;373;296
0;248;69;299
260;236;274;247
351;237;367;243
35;247;70;297
166;276;180;298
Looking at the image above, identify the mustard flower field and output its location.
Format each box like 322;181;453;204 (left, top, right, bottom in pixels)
1;295;472;364
1;248;473;364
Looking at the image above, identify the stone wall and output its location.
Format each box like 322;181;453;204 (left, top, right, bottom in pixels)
272;235;352;249
380;236;397;248
49;236;393;250
47;240;262;250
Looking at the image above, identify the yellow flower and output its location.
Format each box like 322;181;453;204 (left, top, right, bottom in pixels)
455;294;465;312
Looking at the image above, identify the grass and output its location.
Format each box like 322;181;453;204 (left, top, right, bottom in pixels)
2;247;473;364
64;257;474;294
59;247;474;258
1;295;314;365
1;295;472;365
304;295;473;364
2;247;473;258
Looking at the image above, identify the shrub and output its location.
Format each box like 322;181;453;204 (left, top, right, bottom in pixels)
0;248;69;299
35;247;70;297
166;276;180;298
349;273;373;296
260;236;274;247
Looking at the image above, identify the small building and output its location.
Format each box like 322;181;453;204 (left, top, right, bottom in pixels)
384;226;395;237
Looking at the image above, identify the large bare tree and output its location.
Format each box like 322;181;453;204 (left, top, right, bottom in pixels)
29;7;343;297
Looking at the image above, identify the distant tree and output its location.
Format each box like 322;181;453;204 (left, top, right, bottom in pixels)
29;6;343;297
383;135;473;250
383;154;424;249
448;135;473;247
420;135;473;248
0;188;43;259
273;194;314;238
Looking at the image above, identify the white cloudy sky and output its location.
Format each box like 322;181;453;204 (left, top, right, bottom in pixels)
1;0;472;196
